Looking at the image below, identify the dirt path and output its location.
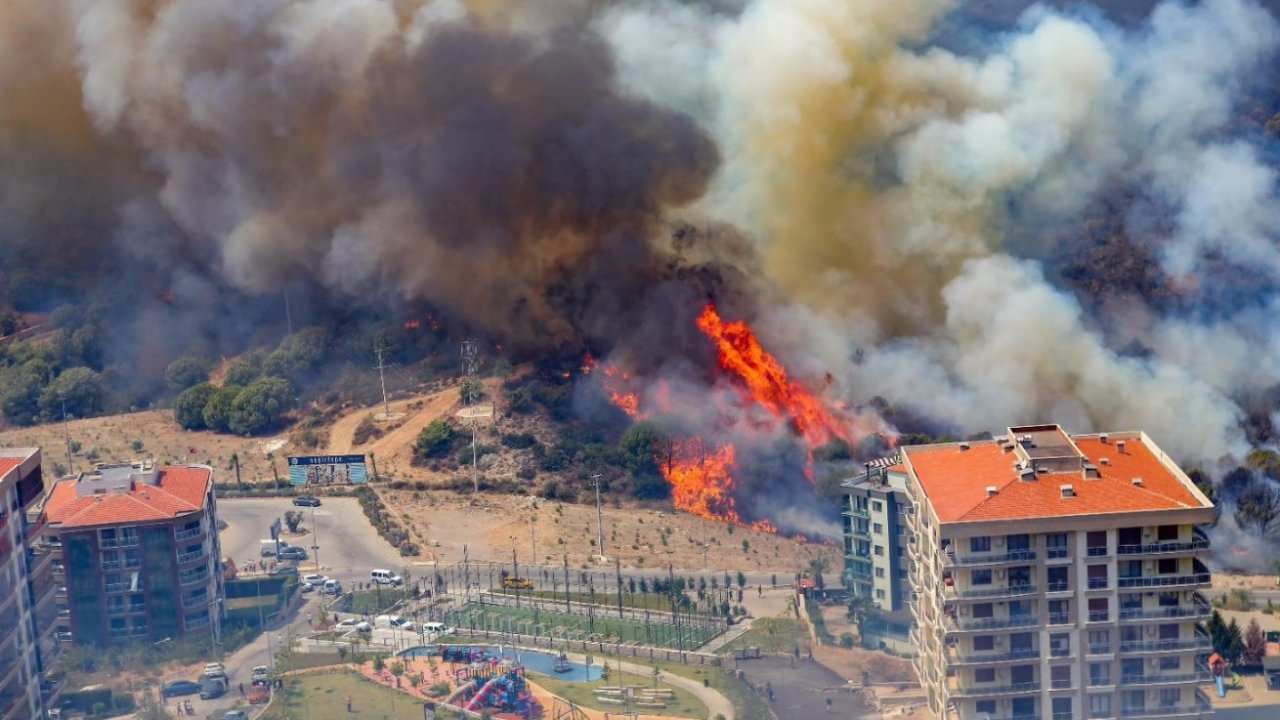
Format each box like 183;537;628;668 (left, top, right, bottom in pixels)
325;386;461;456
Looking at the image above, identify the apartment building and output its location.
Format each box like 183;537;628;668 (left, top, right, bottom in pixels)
42;461;224;647
906;425;1215;720
0;448;59;720
843;457;915;652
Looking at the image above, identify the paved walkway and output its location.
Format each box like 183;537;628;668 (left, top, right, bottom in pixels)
699;619;753;654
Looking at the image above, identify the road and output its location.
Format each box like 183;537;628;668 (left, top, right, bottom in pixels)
218;497;408;587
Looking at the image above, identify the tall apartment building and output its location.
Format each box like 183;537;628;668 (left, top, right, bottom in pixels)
906;425;1215;720
42;461;224;647
0;448;59;720
843;457;915;652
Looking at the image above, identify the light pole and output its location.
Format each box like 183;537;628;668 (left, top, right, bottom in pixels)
591;473;605;560
310;506;321;573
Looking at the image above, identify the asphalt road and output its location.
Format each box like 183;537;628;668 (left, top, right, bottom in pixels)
217;497;408;587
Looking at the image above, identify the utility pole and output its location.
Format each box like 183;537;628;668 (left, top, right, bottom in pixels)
463;544;471;604
563;554;571;613
591;473;605;560
615;555;624;619
460;340;482;494
311;506;321;573
61;399;73;476
530;512;538;569
375;343;391;419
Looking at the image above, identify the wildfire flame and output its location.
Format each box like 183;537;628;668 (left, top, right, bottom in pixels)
588;304;880;533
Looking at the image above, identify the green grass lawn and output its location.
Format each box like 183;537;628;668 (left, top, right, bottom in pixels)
581;650;771;720
529;668;707;719
717;617;812;656
345;589;409;614
260;671;424;720
491;589;693;612
443;603;721;650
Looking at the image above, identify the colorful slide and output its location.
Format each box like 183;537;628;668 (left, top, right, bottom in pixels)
1216;675;1226;698
466;677;502;712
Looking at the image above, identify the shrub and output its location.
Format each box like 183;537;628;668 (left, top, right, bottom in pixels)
227;376;294;435
39;366;104;419
164;355;212;392
353;415;383;445
516;467;536;481
501;432;537;449
202;384;242;432
174;383;216;430
416;420;455;458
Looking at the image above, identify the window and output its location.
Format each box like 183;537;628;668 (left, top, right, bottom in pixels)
975;700;996;714
1049;599;1069;623
1047;566;1069;591
1006;533;1030;551
1120;626;1141;643
1008;566;1032;587
972;569;993;586
1087;564;1108;588
972;603;994;619
874;545;884;556
1010;665;1035;684
1158;591;1179;607
970;536;991;553
871;500;883;512
1087;531;1107;553
1158;656;1180;671
1011;697;1035;716
1158;558;1178;575
1120;593;1142;610
1052;697;1072;716
873;523;883;534
1122;560;1143;578
875;567;885;578
1157;525;1179;541
1159;688;1180;707
1121;659;1143;679
1051;665;1071;689
1009;600;1032;617
973;635;995;651
1124;690;1145;711
1158;624;1179;640
1010;633;1034;652
1088;629;1111;653
875;589;885;599
1118;527;1141;546
1049;633;1070;656
1089;693;1112;716
975;668;996;683
1088;597;1109;622
1089;662;1111;686
896;569;907;579
1046;532;1068;550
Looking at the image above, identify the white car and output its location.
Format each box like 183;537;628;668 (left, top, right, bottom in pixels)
203;663;227;680
370;569;403;586
398;621;416;632
336;618;358;627
354;621;372;633
302;574;328;585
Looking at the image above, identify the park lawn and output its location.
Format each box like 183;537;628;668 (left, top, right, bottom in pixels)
529;668;707;719
260;670;425;720
492;589;690;612
717;617;812;656
346;589;409;614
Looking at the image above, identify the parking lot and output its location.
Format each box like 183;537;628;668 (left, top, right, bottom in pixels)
217;497;409;587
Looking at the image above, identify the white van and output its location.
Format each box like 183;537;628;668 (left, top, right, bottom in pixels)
370;569;402;586
322;579;342;595
422;622;445;634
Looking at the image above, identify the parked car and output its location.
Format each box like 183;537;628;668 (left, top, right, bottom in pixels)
302;574;328;585
199;678;226;700
277;546;308;561
251;665;270;680
354;621;372;634
203;663;227;680
300;582;315;593
322;579;342;595
223;711;249;720
370;569;402;586
162;680;201;698
292;495;321;507
336;617;358;627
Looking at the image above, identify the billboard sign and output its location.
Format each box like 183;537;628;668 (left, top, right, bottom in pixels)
288;454;368;486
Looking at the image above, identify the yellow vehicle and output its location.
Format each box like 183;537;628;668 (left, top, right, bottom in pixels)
502;577;534;591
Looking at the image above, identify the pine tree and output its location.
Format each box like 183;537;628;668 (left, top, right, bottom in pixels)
1245;618;1267;666
1226;618;1246;665
1207;610;1230;654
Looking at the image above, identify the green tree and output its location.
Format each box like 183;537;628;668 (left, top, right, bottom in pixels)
415;420;455;458
1226;618;1246;665
1207;610;1230;654
807;557;830;591
164;355;212;392
174;383;216;430
224;350;266;386
1245;618;1266;665
263;327;329;383
461;378;485;404
228;377;294;435
39;366;104;419
0;361;44;426
202;385;242;433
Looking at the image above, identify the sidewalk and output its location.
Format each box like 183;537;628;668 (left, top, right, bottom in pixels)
699;618;753;654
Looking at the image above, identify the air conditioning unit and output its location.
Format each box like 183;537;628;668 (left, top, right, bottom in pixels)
1145;562;1155;574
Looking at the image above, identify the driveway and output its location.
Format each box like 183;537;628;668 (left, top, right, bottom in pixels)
218;497;406;586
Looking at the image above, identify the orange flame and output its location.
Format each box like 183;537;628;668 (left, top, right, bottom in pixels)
695;304;855;449
662;438;742;522
583;354;644;419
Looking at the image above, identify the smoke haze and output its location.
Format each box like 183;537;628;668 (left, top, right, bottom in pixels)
2;0;1280;517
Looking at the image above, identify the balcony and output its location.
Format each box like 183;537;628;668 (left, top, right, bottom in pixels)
945;614;1039;632
1087;610;1112;623
183;592;210;609
1049;677;1074;690
1120;702;1212;718
1119;633;1211;654
176;548;206;565
1087;643;1113;655
1117;533;1210;557
101;559;122;571
108;626;149;640
1049;645;1072;658
1119;669;1211;686
175;526;203;541
1047;612;1072;626
1119;599;1212;622
949;680;1040;698
947;584;1037;600
1086;546;1109;557
943;549;1036;567
103;581;138;593
947;648;1040;665
1085;577;1110;591
99;535;139;549
107;602;146;616
180;568;209;587
1045;581;1071;594
1045;547;1070;561
1116;573;1211;590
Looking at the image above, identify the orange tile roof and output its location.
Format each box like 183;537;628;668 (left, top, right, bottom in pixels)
905;432;1208;523
44;466;212;529
0;457;22;481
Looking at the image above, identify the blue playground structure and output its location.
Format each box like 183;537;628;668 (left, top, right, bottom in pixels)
464;668;534;718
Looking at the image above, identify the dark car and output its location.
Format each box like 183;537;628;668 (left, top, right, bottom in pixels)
199;678;226;700
292;495;321;507
277;546;308;561
162;680;201;698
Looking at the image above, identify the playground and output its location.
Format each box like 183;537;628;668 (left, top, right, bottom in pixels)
443;602;722;650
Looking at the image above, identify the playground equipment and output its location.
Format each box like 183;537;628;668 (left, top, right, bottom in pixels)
553;652;573;674
463;668;535;718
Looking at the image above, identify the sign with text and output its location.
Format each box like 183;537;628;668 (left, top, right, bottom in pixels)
287;454;368;486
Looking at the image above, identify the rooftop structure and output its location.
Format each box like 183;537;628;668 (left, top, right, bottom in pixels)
906;425;1216;720
44;461;213;529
